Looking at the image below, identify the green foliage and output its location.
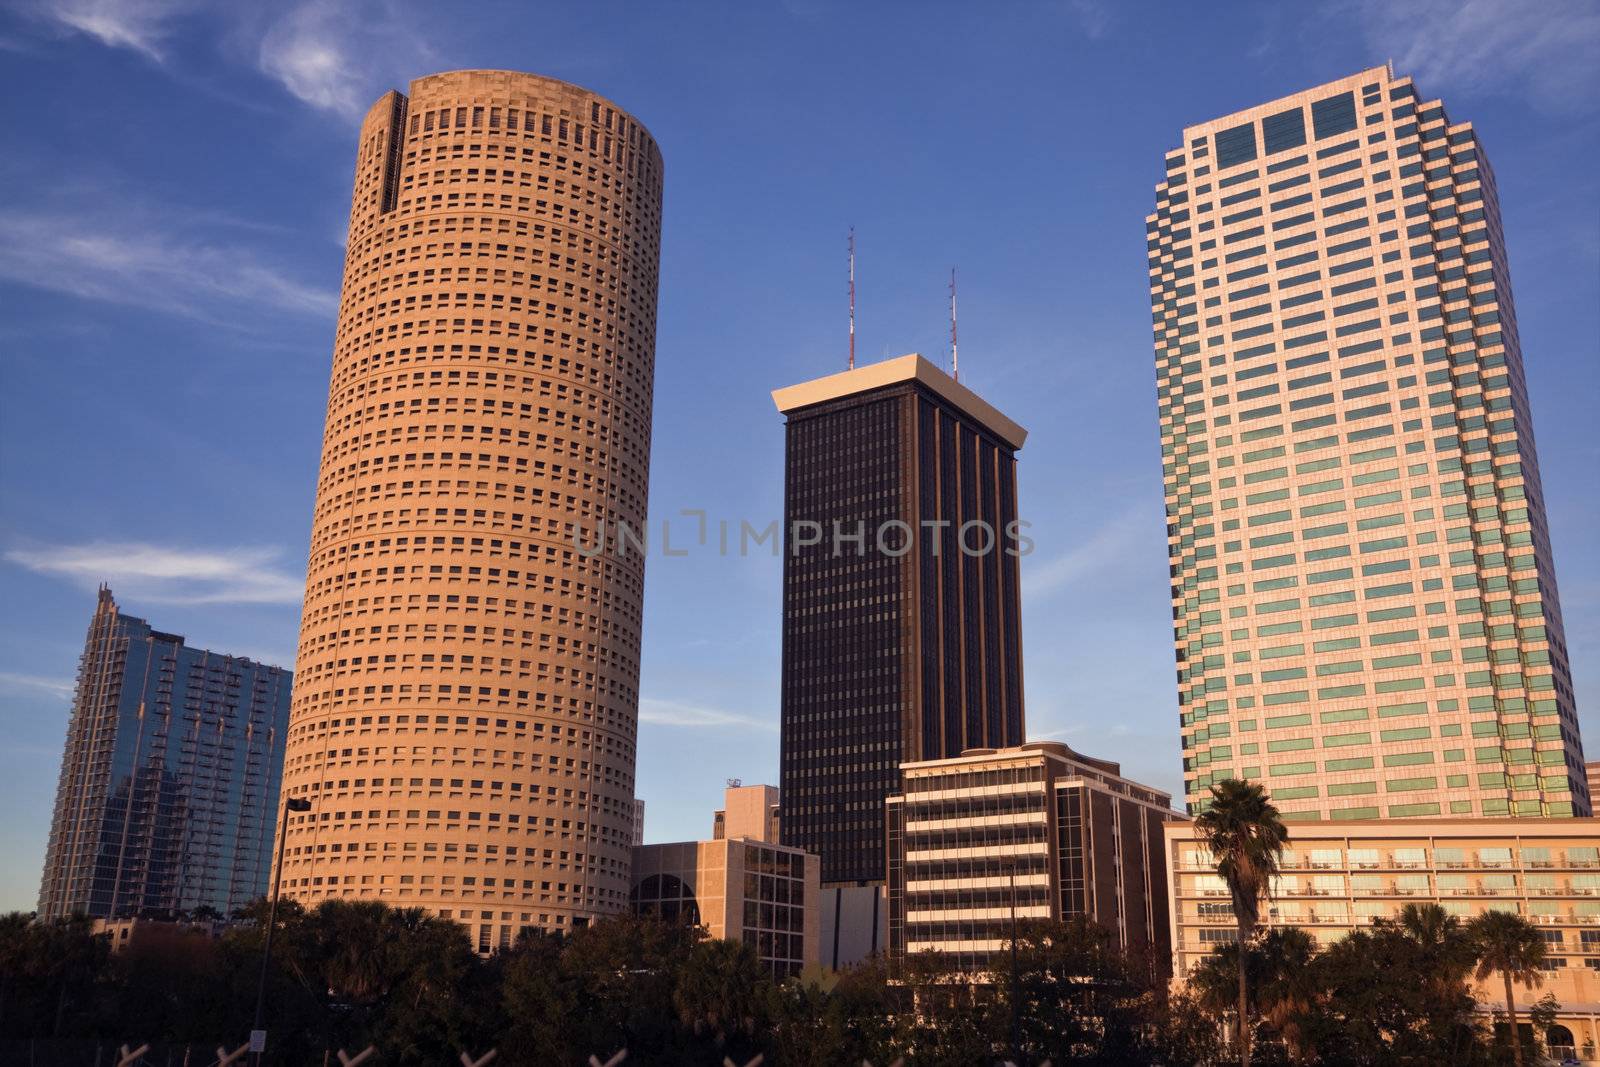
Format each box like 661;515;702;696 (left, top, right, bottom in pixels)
1192;777;1289;1067
1466;909;1548;1067
1185;903;1565;1066
1194;779;1289;933
0;900;1569;1066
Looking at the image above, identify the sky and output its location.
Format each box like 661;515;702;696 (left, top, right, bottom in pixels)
0;0;1597;914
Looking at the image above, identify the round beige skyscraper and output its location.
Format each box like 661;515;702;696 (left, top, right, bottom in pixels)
278;70;662;948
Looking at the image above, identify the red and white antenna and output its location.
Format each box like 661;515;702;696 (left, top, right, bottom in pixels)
848;227;856;370
949;268;959;382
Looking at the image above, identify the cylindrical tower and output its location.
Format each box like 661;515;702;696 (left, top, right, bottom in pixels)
279;70;662;946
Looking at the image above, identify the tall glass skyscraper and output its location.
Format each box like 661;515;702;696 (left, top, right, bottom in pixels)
774;354;1027;886
1148;67;1589;821
38;588;291;919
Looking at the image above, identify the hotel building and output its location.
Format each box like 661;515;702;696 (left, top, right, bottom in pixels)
773;354;1028;888
1166;818;1600;1057
630;784;821;978
39;588;291;920
278;70;664;943
886;742;1177;975
1147;67;1589;820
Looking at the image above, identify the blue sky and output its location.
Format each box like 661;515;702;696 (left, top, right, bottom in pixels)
1;0;1596;913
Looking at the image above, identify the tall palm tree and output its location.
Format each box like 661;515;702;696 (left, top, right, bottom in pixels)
1466;909;1547;1067
1193;778;1288;1067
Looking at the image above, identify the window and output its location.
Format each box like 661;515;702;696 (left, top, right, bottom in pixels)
1216;122;1258;168
1312;92;1358;139
1263;107;1307;154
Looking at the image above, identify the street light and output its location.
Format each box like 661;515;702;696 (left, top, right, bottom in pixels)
1007;857;1021;1067
251;794;311;1065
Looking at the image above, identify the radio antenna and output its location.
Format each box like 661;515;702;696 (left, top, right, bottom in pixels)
848;228;856;370
949;268;959;382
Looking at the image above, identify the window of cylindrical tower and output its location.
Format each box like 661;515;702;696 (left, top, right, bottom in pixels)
281;71;662;939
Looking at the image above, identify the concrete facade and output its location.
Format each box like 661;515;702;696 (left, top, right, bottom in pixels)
1166;818;1600;1059
887;742;1177;976
630;785;821;978
714;783;780;843
1148;67;1589;821
278;70;664;945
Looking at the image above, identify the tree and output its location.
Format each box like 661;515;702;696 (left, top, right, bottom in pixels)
1249;927;1319;1062
1193;778;1288;1067
0;912;111;1039
1466;909;1547;1067
1008;917;1151;1065
1144;989;1227;1067
672;937;773;1061
895;949;1003;1066
767;960;897;1067
1310;922;1487;1065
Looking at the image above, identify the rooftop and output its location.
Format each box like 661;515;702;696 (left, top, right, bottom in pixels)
771;353;1027;449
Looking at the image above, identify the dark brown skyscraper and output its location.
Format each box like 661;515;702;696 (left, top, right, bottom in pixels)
773;354;1027;886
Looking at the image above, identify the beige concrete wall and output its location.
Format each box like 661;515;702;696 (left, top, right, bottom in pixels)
277;70;664;943
1166;818;1600;1052
721;784;780;843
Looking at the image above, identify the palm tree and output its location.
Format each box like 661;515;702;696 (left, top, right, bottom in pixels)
1252;927;1319;1063
1193;778;1288;1067
1466;909;1547;1067
1391;902;1475;986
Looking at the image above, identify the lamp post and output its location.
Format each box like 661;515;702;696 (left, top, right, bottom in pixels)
1007;856;1021;1066
251;794;310;1065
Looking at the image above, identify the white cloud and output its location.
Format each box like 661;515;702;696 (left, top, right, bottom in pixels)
37;0;197;61
31;0;433;122
258;0;433;120
1064;0;1112;40
0;671;76;699
1352;0;1600;111
0;209;337;323
1022;506;1151;600
6;542;305;605
638;698;777;731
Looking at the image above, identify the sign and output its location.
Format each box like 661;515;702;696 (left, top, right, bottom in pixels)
249;1030;267;1053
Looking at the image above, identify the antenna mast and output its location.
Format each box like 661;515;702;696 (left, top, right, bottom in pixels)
949;268;959;382
848;228;856;370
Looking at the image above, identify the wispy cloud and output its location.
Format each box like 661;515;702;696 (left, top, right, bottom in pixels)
35;0;197;61
6;542;305;605
1064;0;1112;40
0;208;336;324
0;671;76;700
1022;505;1152;600
1351;0;1600;112
29;0;434;122
638;698;777;731
258;0;433;120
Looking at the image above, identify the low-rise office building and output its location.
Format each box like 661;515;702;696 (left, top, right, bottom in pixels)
1166;818;1600;1059
630;784;820;978
887;742;1178;975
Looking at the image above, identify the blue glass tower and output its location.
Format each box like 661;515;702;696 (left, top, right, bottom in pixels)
37;587;292;919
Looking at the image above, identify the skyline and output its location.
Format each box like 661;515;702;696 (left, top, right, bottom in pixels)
2;0;1598;914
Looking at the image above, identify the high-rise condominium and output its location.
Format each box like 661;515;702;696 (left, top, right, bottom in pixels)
774;354;1027;886
280;70;663;944
39;588;291;920
1148;67;1589;821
